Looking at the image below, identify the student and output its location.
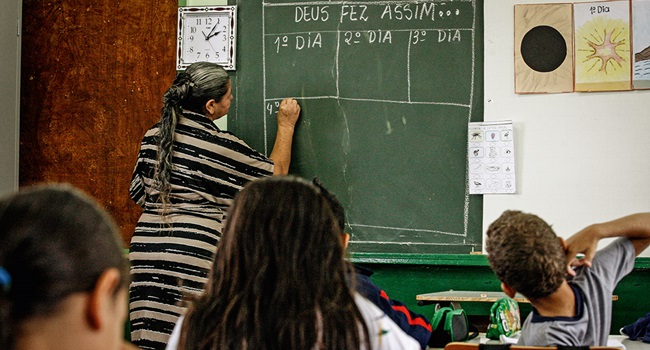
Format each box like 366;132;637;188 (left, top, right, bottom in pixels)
486;210;650;346
166;176;419;350
0;184;136;350
312;178;433;349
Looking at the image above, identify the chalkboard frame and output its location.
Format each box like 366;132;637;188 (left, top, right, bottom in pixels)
230;0;484;262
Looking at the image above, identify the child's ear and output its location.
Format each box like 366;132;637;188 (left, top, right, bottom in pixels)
86;268;121;330
500;282;517;298
340;233;350;249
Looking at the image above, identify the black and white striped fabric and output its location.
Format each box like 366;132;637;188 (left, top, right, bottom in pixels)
128;110;273;350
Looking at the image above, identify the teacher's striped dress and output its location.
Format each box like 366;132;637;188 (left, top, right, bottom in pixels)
128;111;273;350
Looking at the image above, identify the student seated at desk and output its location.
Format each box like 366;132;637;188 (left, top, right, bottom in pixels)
166;176;419;350
313;178;433;349
0;184;136;350
486;210;650;347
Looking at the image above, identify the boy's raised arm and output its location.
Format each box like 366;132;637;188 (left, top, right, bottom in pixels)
565;213;650;274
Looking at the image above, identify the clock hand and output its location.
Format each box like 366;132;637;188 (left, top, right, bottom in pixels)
206;29;223;40
205;38;222;59
205;23;221;40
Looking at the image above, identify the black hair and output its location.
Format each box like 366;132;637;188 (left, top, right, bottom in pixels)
0;183;129;349
312;177;346;233
179;176;370;350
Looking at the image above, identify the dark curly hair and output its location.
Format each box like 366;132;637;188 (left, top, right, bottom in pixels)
485;210;566;300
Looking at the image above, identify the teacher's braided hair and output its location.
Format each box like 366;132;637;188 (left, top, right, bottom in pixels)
155;62;230;210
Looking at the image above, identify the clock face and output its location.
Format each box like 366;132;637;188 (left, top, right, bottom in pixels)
177;6;237;70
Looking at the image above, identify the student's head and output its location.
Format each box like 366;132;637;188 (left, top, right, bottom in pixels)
485;210;566;300
180;176;369;349
0;183;129;350
219;176;342;269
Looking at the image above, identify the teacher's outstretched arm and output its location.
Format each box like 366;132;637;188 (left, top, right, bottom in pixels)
270;98;301;175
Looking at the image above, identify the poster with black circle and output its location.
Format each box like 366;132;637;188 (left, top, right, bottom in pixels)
514;4;574;94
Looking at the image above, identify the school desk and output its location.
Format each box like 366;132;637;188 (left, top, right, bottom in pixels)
417;290;618;308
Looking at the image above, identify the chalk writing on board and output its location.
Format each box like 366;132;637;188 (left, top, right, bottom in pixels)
236;0;483;254
262;0;474;134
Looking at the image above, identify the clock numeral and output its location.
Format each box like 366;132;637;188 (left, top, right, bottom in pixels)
190;27;196;34
206;18;213;25
189;35;194;42
189;46;194;53
195;18;202;25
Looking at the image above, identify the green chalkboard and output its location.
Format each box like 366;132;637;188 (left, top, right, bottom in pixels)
231;0;484;258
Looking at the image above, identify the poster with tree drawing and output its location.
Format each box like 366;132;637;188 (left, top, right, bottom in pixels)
574;1;632;92
633;0;650;89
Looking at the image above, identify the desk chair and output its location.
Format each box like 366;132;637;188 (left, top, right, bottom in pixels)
444;342;623;350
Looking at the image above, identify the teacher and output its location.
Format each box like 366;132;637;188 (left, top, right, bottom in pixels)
128;62;300;350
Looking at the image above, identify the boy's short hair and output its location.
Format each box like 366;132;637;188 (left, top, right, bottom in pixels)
485;210;566;300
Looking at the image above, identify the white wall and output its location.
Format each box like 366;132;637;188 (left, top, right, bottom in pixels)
0;0;21;196
484;0;650;256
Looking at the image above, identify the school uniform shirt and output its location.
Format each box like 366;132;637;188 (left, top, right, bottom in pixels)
129;110;273;350
165;294;421;350
354;265;432;349
518;238;636;346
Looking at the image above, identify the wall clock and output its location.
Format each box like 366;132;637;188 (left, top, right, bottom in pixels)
176;6;237;70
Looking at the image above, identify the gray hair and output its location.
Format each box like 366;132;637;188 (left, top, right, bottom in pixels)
155;62;230;210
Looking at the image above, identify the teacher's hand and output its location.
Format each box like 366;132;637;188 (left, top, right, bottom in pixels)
270;98;301;175
277;98;301;129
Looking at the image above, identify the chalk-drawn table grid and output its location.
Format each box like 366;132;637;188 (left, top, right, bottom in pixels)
259;0;479;245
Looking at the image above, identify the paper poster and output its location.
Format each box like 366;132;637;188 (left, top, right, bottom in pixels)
574;1;632;92
632;0;650;89
514;3;574;94
468;121;516;194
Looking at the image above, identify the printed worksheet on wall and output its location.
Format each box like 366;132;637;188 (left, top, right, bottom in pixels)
468;121;516;194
